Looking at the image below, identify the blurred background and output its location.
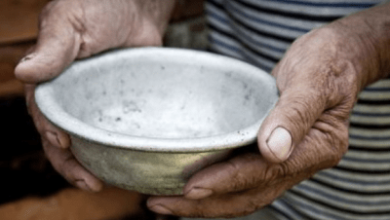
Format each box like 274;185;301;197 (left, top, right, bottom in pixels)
0;0;207;219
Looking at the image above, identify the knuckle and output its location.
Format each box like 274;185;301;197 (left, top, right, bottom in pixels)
225;161;243;191
279;92;325;138
321;119;349;162
330;126;349;162
319;130;348;168
222;154;266;192
310;114;349;168
264;164;287;184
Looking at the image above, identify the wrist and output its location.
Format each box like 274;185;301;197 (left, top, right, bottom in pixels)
326;3;390;91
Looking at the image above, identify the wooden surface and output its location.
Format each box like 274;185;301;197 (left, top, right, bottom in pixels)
0;188;145;220
0;43;33;97
0;0;48;45
0;0;46;97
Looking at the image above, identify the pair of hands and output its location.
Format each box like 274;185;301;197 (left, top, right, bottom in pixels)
15;0;374;218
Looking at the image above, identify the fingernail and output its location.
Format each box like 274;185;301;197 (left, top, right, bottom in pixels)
45;131;68;148
185;188;213;200
19;54;34;64
149;205;172;215
45;131;62;148
267;127;293;162
75;180;92;192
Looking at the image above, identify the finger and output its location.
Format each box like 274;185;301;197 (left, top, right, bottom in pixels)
42;138;104;192
15;1;81;83
257;85;326;163
148;183;287;218
182;115;348;200
182;153;272;200
25;84;70;148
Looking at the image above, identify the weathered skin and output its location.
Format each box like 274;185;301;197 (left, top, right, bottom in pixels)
15;0;390;218
15;0;176;192
145;4;390;218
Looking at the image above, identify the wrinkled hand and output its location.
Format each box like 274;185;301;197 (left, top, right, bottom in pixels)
15;0;175;192
147;27;358;218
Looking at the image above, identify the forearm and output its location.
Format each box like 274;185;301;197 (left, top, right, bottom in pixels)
327;2;390;91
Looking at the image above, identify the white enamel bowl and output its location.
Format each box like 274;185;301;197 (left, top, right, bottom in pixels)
35;48;278;195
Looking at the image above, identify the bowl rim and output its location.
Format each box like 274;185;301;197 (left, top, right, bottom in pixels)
35;47;278;152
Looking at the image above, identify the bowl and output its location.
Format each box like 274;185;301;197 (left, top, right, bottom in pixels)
35;47;278;195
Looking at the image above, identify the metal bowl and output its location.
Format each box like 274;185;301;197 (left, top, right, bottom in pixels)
35;48;278;195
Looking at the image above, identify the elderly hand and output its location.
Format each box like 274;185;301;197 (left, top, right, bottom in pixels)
15;0;175;192
147;1;390;215
147;26;353;218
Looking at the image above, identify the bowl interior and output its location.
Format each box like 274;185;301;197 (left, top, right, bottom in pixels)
36;48;278;151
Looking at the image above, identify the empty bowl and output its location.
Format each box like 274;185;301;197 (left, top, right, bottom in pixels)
35;47;278;195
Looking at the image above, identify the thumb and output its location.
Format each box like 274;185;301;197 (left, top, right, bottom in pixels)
15;2;81;83
258;88;326;163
